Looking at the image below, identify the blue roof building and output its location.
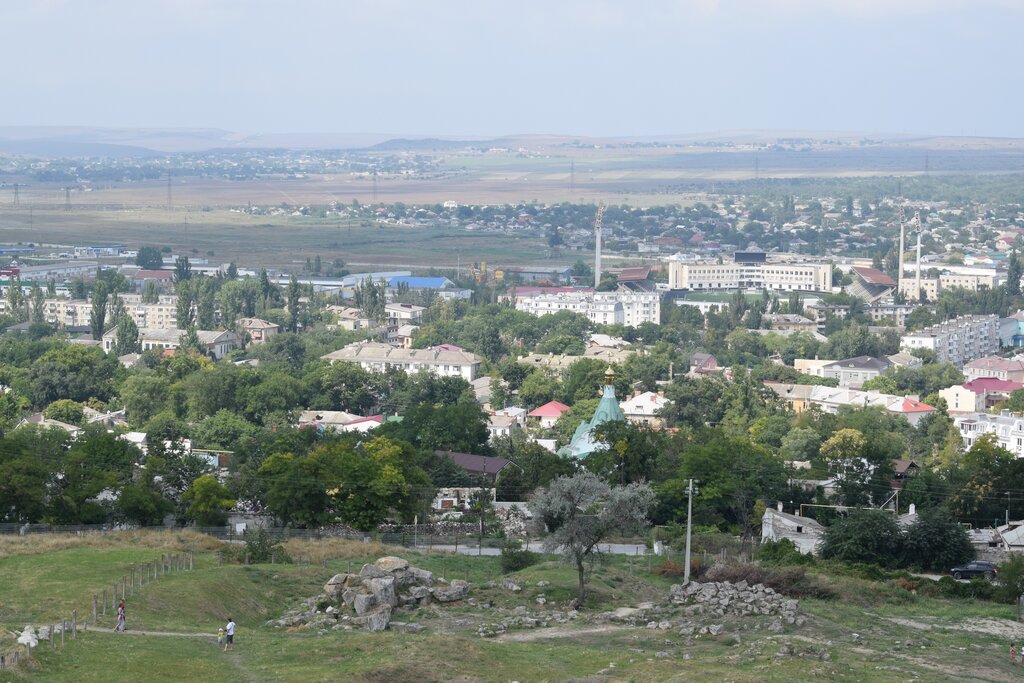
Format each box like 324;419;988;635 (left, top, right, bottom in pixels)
388;276;454;289
558;367;626;460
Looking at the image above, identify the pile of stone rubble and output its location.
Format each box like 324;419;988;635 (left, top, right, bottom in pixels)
269;556;469;632
669;580;800;622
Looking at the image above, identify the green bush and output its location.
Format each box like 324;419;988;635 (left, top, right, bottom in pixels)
221;528;291;565
500;541;540;573
917;576;995;601
756;539;815;567
996;556;1024;604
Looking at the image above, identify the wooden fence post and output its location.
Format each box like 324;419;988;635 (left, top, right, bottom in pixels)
60;620;65;646
72;610;77;640
153;560;158;582
102;589;107;616
1;653;5;669
189;551;194;571
93;594;98;624
13;650;18;667
121;576;126;601
130;567;135;595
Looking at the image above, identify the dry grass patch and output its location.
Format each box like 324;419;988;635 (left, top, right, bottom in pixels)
279;537;400;565
0;530;222;559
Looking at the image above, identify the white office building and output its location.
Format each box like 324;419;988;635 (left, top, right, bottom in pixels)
955;410;1024;458
666;258;832;292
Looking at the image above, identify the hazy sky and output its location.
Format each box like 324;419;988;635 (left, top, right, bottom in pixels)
4;0;1023;138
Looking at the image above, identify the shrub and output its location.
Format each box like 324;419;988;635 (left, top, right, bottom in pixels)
756;539;815;567
500;541;540;573
222;528;291;564
652;559;707;580
917;576;995;601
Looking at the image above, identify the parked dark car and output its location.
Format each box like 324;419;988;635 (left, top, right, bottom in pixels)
950;561;998;580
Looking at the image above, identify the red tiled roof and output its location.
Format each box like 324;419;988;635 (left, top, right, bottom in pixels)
901;398;936;412
852;266;897;287
962;378;1024;394
527;401;572;418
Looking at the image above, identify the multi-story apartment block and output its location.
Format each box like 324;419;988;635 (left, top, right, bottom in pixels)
899;272;998;302
900;314;1000;366
955;410;1024;457
515;291;660;327
666;252;832;292
1;294;181;330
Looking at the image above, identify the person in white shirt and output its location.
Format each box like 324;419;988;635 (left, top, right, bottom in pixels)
224;618;235;652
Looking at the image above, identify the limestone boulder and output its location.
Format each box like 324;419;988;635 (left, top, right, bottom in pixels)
432;579;469;603
375;556;410;573
353;593;378;616
368;576;398;608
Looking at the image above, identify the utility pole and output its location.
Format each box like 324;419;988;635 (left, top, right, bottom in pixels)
683;479;698;584
1007;492;1012;527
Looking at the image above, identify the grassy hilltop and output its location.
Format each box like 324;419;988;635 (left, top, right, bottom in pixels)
1;532;1023;682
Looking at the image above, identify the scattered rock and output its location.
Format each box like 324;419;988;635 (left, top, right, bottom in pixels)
375;556;410;573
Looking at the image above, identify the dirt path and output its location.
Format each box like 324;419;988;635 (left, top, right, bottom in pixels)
93;628;213;638
494;625;630;643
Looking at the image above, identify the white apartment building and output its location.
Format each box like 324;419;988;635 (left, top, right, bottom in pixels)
0;294;181;330
322;342;483;381
666;260;832;292
955;411;1024;457
899;272;999;303
900;314;1000;366
515;291;660;327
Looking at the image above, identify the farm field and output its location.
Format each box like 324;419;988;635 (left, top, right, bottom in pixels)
0;206;557;271
3;532;1024;682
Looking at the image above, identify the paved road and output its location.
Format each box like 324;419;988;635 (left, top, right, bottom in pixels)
421;543;649;557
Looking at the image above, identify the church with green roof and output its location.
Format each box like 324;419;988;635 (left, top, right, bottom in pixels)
558;367;625;460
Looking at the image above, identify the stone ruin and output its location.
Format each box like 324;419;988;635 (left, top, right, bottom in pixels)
669;580;801;623
270;556;469;633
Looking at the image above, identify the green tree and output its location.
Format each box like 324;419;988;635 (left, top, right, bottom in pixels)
819;428;872;505
173;255;192;284
135;246;164;270
819;509;904;568
226;261;239;280
113;315;140;356
287;275;300;333
902;507;974;571
780;427;821;462
44;399;84;426
1008;247;1022;296
530;471;654;603
142;279;160;304
89;280;108;340
29;282;45;324
182;474;234;526
116;482;172;526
